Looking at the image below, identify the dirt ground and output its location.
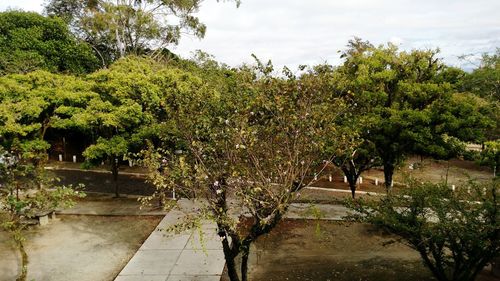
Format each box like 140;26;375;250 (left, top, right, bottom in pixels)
51;169;156;196
298;156;495;202
365;156;494;186
0;215;162;281
222;220;499;281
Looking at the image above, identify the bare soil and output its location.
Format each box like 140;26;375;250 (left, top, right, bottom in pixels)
51;169;156;196
0;215;162;281
297;157;495;203
221;220;499;281
364;156;494;186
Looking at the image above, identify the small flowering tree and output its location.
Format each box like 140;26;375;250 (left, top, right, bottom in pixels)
145;59;346;281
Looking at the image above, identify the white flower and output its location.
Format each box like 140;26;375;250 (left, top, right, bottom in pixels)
214;181;220;187
216;189;223;194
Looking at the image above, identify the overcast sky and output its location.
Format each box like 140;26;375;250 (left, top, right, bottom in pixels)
1;0;499;70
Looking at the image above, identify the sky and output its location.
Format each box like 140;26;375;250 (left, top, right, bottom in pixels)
1;0;499;71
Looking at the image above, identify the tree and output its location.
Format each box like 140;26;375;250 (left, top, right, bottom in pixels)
0;72;86;280
331;138;380;198
144;57;345;281
461;49;500;142
478;140;499;177
44;0;241;65
311;62;378;199
0;71;98;142
336;40;492;191
462;49;500;101
348;179;499;281
71;56;203;197
0;11;99;75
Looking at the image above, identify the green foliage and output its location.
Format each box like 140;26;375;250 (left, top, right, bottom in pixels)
478;140;499;176
0;70;97;138
348;179;499;281
82;136;128;164
462;49;500;101
0;10;99;75
334;40;493;190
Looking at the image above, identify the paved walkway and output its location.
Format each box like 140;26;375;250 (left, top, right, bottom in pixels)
114;209;225;281
113;199;353;281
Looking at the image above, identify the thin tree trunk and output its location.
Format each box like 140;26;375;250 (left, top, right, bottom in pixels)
241;246;251;281
221;237;240;281
349;182;357;199
15;236;28;281
341;167;358;199
112;159;119;198
383;162;395;193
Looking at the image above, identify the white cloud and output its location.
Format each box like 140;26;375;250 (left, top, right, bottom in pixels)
0;0;43;12
1;0;499;70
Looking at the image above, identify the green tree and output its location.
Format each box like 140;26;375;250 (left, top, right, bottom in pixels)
461;50;500;141
0;11;99;75
462;49;500;101
478;140;499;177
311;62;376;199
331;137;380;198
0;72;87;280
72;56;201;197
0;70;98;150
336;40;492;191
348;179;500;281
44;0;240;65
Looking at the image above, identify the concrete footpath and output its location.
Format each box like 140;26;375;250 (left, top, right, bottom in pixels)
114;209;225;281
113;201;352;281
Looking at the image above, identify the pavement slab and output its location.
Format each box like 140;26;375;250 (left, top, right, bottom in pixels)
115;207;225;281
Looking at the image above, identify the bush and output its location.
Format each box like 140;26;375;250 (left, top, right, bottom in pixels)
348;179;499;281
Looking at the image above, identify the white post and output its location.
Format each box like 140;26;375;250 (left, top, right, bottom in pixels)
391;181;394;188
343;176;347;183
58;154;63;162
451;185;456;192
172;188;176;200
375;178;378;186
72;155;77;163
328;175;332;182
359;177;363;184
128;160;133;167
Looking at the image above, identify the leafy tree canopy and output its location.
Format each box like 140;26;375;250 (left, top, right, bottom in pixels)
0;10;99;75
349;179;499;281
334;39;493;190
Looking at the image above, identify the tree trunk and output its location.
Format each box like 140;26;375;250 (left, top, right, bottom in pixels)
349;182;357;199
15;236;28;281
221;236;240;281
111;159;119;198
341;167;358;199
383;162;395;193
240;244;251;281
